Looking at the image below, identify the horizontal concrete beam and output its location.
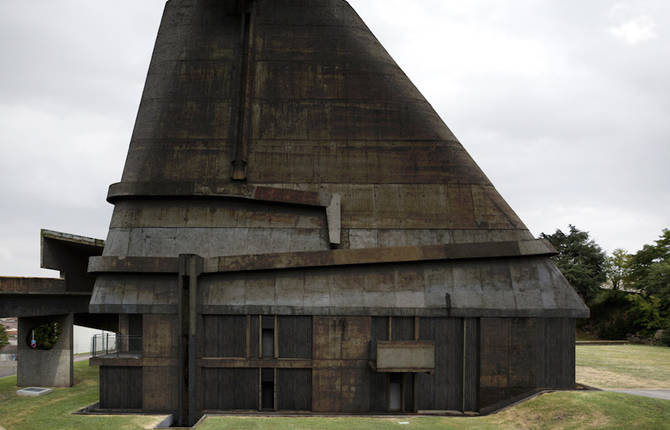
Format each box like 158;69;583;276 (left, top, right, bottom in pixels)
86;303;587;318
198;358;313;369
0;277;66;294
197;305;587;319
41;229;105;250
0;293;91;318
89;239;557;275
89;357;178;367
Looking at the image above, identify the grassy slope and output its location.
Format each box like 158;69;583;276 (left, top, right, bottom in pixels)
576;345;670;388
199;392;670;430
0;361;163;430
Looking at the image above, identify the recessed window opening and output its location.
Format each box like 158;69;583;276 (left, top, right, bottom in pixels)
262;329;274;358
25;322;62;350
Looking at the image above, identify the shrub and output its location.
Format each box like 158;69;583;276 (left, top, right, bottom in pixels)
661;329;670;347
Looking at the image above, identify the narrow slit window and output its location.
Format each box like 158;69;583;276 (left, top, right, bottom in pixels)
262;329;274;358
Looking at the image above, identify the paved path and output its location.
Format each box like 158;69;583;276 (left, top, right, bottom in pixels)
609;389;670;400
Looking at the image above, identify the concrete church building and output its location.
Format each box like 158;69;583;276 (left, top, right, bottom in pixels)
1;0;588;426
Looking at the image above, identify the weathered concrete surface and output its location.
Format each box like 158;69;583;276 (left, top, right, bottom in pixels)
17;314;73;387
89;256;588;318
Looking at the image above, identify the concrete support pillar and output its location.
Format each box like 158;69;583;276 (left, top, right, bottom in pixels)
17;313;73;387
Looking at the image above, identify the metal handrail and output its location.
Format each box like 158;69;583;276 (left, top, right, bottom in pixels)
91;333;142;358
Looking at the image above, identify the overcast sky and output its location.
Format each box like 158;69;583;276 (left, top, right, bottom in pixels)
0;1;668;277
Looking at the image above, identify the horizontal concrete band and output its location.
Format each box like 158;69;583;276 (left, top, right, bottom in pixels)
88;239;557;275
88;303;587;319
107;181;331;207
0;294;91;318
199;305;589;319
0;277;67;294
92;357;376;369
89;357;178;367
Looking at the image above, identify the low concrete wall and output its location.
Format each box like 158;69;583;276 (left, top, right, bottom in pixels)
17;314;73;387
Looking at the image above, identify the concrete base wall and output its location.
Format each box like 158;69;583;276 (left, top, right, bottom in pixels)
17;314;73;387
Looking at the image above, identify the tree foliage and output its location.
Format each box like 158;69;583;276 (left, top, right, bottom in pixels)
0;325;8;349
540;225;607;305
545;226;670;341
627;229;670;316
606;248;630;290
627;229;670;294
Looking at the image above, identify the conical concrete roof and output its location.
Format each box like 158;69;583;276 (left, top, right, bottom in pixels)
91;0;587;319
109;0;528;237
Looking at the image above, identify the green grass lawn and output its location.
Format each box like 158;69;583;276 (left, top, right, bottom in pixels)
576;344;670;388
0;361;164;430
199;392;670;430
2;347;670;429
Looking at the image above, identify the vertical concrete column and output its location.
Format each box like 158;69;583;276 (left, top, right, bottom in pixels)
177;254;203;427
17;313;73;387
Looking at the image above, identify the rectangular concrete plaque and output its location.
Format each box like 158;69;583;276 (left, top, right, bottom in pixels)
376;341;435;372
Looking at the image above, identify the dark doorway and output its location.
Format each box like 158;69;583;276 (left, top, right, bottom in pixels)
388;373;414;412
262;382;274;409
261;368;274;410
389;373;402;411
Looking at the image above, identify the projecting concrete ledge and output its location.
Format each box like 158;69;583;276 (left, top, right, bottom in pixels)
107;182;343;245
107;182;330;207
88;239;557;275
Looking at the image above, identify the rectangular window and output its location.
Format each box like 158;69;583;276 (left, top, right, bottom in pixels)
262;329;274;358
261;316;275;358
128;314;142;355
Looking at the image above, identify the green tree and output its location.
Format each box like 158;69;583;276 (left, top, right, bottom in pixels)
606;248;631;290
540;225;607;305
0;325;8;349
627;229;670;314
